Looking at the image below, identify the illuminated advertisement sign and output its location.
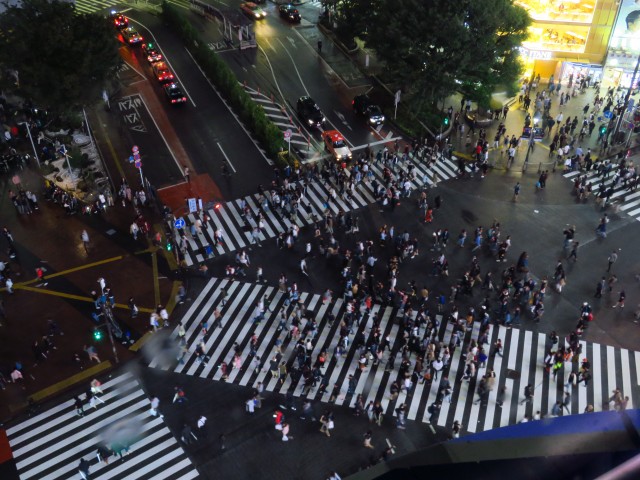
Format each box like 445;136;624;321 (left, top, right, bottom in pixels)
610;0;640;53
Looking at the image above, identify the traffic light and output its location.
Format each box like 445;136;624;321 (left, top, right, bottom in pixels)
599;125;607;135
166;240;173;251
93;328;103;341
443;116;450;126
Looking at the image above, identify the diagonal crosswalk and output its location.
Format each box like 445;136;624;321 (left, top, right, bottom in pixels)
152;279;640;433
170;153;467;266
563;168;640;221
6;373;200;480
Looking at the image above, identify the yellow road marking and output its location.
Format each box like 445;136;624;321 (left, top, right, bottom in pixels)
152;251;160;306
15;256;124;288
14;285;154;313
28;361;113;404
98;120;126;178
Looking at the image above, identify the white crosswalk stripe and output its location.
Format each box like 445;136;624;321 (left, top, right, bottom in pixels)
6;373;200;480
73;0;124;15
170;154;468;266
563;168;640;220
153;279;640;433
242;85;312;153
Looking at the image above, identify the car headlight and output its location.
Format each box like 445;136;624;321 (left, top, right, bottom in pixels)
348;152;353;158
321;117;326;123
380;116;385;122
308;119;314;125
369;118;376;123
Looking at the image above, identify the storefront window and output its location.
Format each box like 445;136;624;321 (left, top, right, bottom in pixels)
523;24;589;53
515;0;596;24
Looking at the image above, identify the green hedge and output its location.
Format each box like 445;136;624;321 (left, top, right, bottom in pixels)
161;2;287;165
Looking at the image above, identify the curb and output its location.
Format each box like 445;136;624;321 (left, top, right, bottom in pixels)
8;361;113;415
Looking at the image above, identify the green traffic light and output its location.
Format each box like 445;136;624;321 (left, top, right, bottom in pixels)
94;329;103;341
443;117;450;126
166;242;173;251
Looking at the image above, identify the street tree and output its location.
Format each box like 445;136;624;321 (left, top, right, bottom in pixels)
0;0;121;115
359;0;530;111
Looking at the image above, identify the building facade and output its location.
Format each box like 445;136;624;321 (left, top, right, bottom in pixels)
604;0;640;88
516;0;618;85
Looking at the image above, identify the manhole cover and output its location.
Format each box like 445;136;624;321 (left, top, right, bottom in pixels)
505;369;520;380
105;229;116;236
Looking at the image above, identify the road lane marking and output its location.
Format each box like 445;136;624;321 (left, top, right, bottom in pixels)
217;142;237;173
134;93;184;173
184;47;273;165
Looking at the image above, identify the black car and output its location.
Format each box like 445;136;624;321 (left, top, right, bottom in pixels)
164;83;187;105
352;94;385;126
297;96;325;129
279;4;301;23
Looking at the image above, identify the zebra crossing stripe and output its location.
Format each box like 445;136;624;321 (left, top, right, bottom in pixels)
171;155;466;266
152;280;640;433
6;374;198;480
562;168;640;221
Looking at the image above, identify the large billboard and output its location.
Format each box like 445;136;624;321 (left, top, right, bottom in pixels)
611;0;640;53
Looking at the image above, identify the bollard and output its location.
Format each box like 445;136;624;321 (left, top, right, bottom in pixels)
271;94;274;103
257;87;260;95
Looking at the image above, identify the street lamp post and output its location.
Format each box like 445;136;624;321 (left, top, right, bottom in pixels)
18;121;40;167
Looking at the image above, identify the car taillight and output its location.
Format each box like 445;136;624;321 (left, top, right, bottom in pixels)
182;97;186;102
171;99;177;103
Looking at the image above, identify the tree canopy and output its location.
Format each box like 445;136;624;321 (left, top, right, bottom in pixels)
0;0;121;114
335;0;530;110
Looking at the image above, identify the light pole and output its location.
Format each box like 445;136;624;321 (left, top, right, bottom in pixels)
102;303;120;364
18;121;40;167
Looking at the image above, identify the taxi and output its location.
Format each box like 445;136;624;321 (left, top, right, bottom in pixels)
322;130;352;162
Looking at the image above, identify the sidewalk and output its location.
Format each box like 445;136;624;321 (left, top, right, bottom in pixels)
0;163;173;421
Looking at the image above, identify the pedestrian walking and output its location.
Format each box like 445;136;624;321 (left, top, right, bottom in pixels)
567;241;579;261
183;165;190;183
319;412;334;437
74;395;85;417
81;230;90;254
363;430;374;449
513;182;520;202
90;379;104;395
77;458;91;480
83;345;100;363
613;290;626;309
594;277;605;298
173;386;188;403
281;422;292;441
452;420;462;438
149;396;163;417
96;445;112;465
317;39;322;53
607;250;619;272
520;384;533;404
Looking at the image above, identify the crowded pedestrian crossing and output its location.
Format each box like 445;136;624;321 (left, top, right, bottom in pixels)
5;373;199;480
152;278;640;433
170;154;468;266
563;168;640;222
